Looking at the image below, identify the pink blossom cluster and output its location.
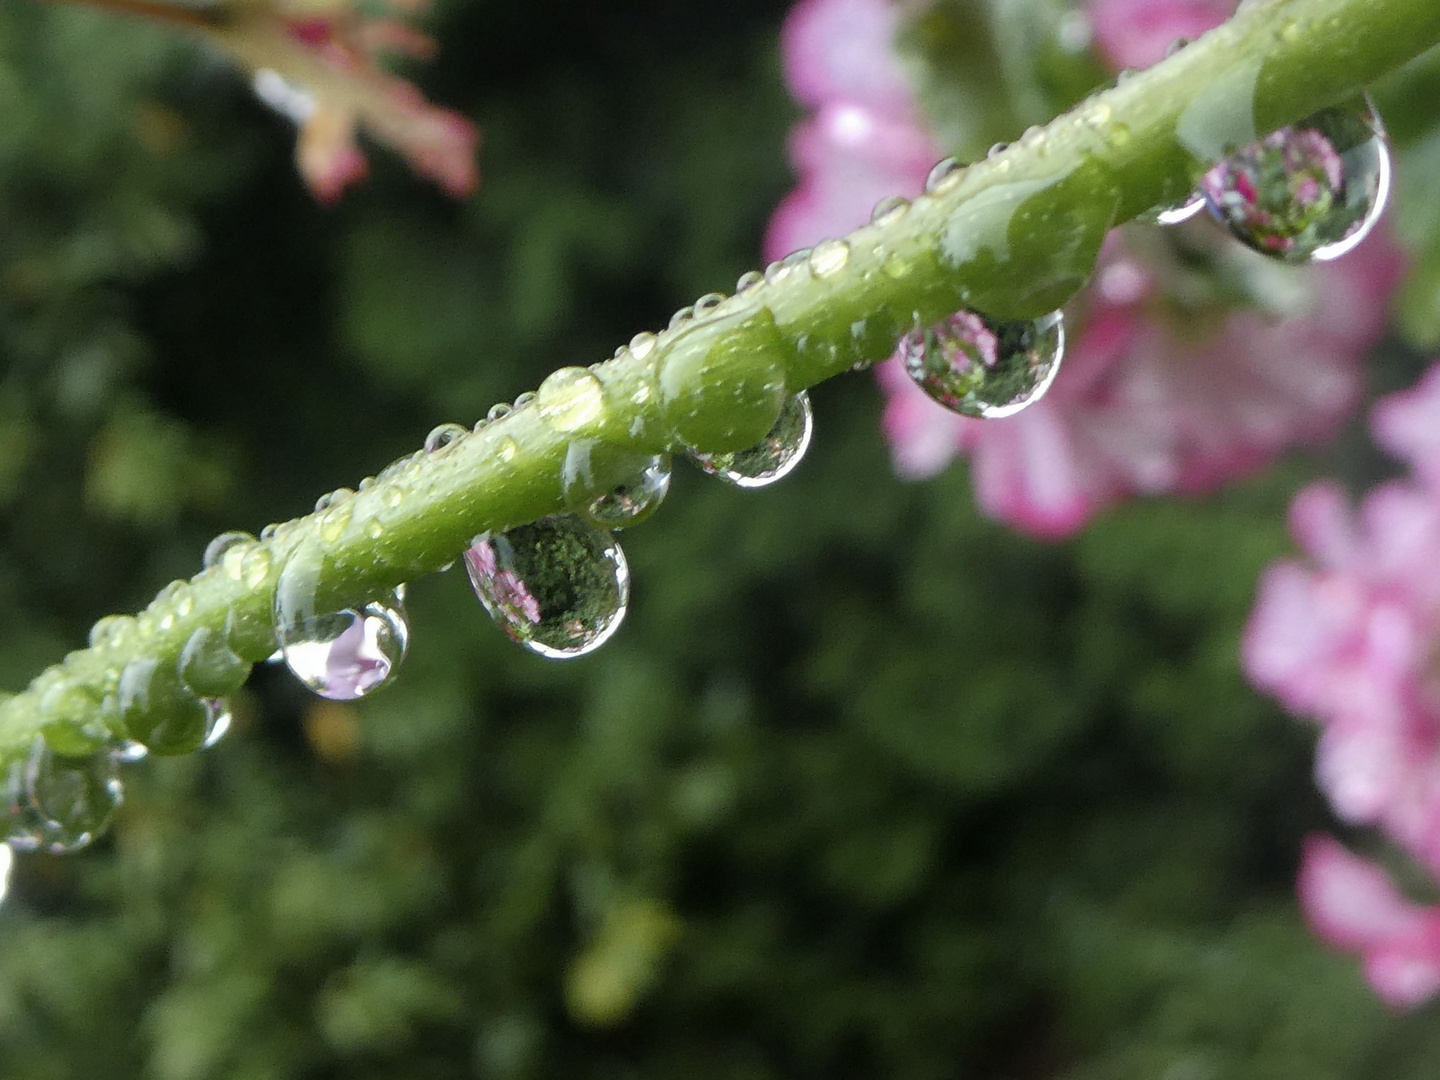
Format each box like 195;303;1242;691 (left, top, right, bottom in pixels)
769;0;1400;540
1245;366;1440;1008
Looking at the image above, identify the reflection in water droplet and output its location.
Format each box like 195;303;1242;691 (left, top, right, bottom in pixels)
538;367;606;434
203;531;256;571
563;441;671;529
425;423;467;453
116;656;226;755
278;597;409;700
691;392;814;488
4;738;122;853
900;308;1064;419
464;516;629;660
1200;94;1391;263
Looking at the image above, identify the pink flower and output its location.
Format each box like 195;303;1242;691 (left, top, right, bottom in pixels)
879;229;1402;540
765;0;941;262
1299;836;1440;1008
142;0;478;202
1087;0;1235;71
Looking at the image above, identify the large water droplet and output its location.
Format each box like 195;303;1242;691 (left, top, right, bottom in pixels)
4;738;121;853
1199;94;1391;263
464;516;629;659
899;308;1064;419
274;545;409;700
179;625;252;698
538;367;606;434
562;441;671;529
116;657;229;755
37;680;109;757
691;391;813;488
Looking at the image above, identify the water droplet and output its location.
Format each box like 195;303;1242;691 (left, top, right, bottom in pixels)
240;547;272;589
203;531;256;571
538;367;606;434
899;308;1064;419
629;332;658;362
37;682;109;756
425;423;468;454
763;260;790;286
365;519;385;540
562;441;672;529
496;436;519;464
116;657;227;755
735;270;764;294
690;391;813;488
512;391;537;412
925;157;964;195
1165;37;1191;57
808;239;851;277
274;544;409;700
315;489;355;513
988;142;1009;158
179;625;251;698
1199;93;1391;263
4;738;121;853
668;306;695;331
658;303;789;453
88;614;136;650
464;516;629;659
871;196;910;226
487;403;513;425
695;293;726;316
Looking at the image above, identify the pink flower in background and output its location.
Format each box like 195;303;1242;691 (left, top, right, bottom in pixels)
1088;0;1235;71
1245;364;1440;1007
765;0;941;262
771;0;1400;541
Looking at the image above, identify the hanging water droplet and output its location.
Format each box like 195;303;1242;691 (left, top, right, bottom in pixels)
464;516;629;659
690;391;813;488
900;308;1064;419
179;625;251;698
203;531;256;571
116;657;228;755
925;157;964;195
274;543;409;700
808;240;850;277
871;196;910;226
562;441;671;529
537;367;606;434
4;738;121;853
1199;93;1391;263
424;423;468;454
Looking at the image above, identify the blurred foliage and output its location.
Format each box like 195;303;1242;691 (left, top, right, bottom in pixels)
1;0;1440;1077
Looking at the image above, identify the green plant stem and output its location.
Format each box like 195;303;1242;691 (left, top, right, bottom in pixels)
4;0;1440;760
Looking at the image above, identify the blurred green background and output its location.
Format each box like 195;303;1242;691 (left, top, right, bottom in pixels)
3;0;1440;1077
